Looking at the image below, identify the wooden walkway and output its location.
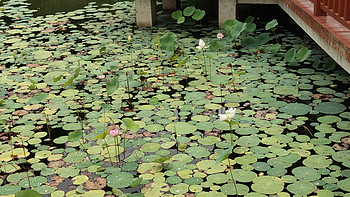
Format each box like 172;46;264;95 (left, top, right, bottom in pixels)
135;0;350;73
278;0;350;73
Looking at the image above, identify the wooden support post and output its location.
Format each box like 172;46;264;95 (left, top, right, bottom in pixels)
136;0;157;27
338;0;344;17
345;0;350;21
314;0;327;16
162;0;177;11
218;0;237;27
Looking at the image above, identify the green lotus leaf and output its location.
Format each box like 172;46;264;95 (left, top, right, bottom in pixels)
192;9;205;21
170;183;189;195
265;19;278;30
107;172;134;189
303;155;332;168
185;146;210;158
0;185;21;195
292;166;321;181
251;176;284;194
280;103;312;115
287;180;317;195
183;6;195;16
165;122;197;135
15;189;41;197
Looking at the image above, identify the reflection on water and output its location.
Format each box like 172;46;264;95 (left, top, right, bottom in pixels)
27;0;124;16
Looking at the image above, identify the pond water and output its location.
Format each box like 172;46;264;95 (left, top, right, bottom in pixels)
0;0;350;196
27;0;124;16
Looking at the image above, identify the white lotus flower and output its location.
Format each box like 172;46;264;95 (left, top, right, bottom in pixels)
217;33;224;39
196;39;207;50
219;108;236;121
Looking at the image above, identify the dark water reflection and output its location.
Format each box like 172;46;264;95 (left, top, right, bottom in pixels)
27;0;128;16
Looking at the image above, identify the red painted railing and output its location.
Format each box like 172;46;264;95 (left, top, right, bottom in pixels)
313;0;350;29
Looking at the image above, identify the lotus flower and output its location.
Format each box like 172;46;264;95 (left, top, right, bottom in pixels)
97;75;105;79
218;108;236;121
217;33;224;39
110;129;119;137
196;39;207;50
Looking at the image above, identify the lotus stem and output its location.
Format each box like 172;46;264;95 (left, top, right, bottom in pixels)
44;113;52;142
113;137;119;166
202;50;207;75
20;137;32;189
103;109;113;166
227;157;238;197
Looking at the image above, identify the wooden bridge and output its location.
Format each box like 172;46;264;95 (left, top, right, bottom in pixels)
135;0;350;73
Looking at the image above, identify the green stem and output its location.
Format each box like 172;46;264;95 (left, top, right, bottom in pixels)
114;137;119;166
126;72;132;107
202;50;207;75
220;84;223;103
103;109;113;166
227;157;239;197
229;123;234;146
44;113;51;141
123;132;126;160
130;43;133;69
209;59;212;81
20;137;31;189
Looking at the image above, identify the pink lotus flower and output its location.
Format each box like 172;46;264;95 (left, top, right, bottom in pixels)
110;129;119;137
98;75;105;79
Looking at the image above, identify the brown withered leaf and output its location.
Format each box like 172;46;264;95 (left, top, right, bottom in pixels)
311;94;333;100
255;110;278;120
332;143;348;151
341;137;350;145
84;177;106;190
12;110;28;116
26;63;40;67
48;161;65;168
47;176;65;187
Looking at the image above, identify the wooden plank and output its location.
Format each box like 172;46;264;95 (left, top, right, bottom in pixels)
278;0;350;73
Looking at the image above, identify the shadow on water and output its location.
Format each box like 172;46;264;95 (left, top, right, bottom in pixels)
26;0;131;16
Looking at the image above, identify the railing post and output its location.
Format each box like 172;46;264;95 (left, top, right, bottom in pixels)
345;0;350;21
338;0;345;17
314;0;327;16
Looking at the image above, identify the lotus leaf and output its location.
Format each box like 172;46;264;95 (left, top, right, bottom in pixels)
107;172;134;189
287;180;317;195
251;176;284;194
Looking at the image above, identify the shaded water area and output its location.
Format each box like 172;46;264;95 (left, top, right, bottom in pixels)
0;0;350;196
27;0;128;16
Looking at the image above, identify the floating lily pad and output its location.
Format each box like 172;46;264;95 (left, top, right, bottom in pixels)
287;180;317;195
280;103;312;115
303;155;332;168
315;102;346;114
107;172;134;189
185;146;210;158
251;176;284;194
292;166;321;181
